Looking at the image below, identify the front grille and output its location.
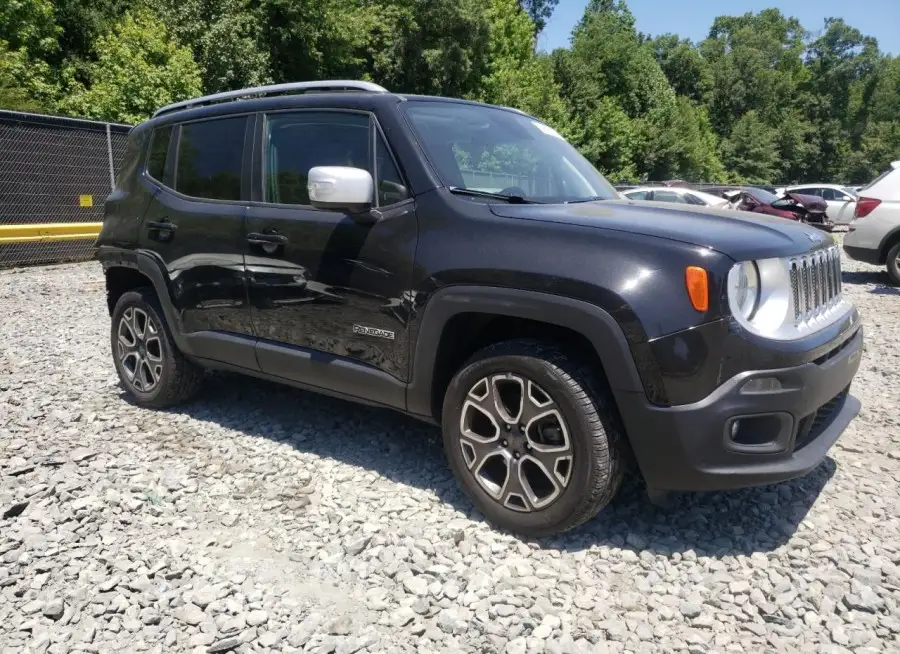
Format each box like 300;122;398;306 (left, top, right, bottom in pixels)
789;246;842;326
794;386;850;452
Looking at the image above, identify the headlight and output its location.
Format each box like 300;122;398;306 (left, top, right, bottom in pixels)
727;248;850;340
727;257;792;338
728;261;759;320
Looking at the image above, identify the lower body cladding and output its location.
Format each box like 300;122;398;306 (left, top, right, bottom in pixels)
618;326;864;492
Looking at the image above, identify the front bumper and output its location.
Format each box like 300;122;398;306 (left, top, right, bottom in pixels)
620;326;863;492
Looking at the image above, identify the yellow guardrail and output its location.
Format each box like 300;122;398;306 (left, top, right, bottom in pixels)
0;222;102;245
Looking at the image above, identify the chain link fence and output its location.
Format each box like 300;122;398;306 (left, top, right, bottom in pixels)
0;110;131;268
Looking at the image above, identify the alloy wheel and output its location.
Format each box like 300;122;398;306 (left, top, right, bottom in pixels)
116;307;163;392
458;373;573;512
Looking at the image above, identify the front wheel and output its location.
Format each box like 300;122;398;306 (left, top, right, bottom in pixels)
442;339;625;537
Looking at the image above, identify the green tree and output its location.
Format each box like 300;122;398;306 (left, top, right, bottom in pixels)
0;40;57;111
0;0;60;111
51;0;130;66
647;34;711;104
0;0;59;58
59;9;202;124
555;0;724;181
151;0;270;93
518;0;558;36
475;0;572;137
720;111;779;183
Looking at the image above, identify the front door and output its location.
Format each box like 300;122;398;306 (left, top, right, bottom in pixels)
244;109;417;403
138;115;254;338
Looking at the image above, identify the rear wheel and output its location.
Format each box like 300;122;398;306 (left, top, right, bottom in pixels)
886;242;900;286
442;339;625;537
111;288;203;408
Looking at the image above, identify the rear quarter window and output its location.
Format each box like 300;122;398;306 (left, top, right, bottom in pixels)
146;126;172;182
113;129;148;190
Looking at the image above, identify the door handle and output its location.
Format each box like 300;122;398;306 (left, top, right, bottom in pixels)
146;220;177;242
247;232;288;245
147;220;178;231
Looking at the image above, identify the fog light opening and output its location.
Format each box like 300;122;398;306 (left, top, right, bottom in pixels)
728;415;783;447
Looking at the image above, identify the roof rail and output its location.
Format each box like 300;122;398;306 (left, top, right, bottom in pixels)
152;80;389;118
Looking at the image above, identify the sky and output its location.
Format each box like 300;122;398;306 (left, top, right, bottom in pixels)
538;0;900;55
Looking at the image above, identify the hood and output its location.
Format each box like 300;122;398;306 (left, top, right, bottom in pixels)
784;192;827;212
489;199;833;261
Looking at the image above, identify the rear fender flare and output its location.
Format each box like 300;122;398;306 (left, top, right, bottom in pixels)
100;247;192;354
406;285;645;419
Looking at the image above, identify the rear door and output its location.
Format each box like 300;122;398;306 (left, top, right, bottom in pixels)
137;114;254;340
821;187;855;224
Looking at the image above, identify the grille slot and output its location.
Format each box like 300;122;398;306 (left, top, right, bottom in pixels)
794;386;850;452
789;246;842;327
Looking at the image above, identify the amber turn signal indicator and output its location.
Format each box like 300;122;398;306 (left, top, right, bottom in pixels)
685;266;709;312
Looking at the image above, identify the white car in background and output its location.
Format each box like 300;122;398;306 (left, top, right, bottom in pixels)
843;161;900;284
621;186;730;208
774;184;858;225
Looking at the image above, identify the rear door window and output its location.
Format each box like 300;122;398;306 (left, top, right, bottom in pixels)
822;188;851;201
683;193;707;205
652;190;686;204
175;116;247;201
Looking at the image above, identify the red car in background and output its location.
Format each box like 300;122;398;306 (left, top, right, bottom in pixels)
725;187;833;231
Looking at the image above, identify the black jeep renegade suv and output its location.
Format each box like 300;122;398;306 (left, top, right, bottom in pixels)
97;81;863;536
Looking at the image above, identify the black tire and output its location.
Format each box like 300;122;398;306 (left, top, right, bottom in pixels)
441;339;625;537
887;242;900;286
110;287;203;408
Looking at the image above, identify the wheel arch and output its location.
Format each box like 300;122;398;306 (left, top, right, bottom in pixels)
406;286;646;423
99;247;188;351
878;226;900;265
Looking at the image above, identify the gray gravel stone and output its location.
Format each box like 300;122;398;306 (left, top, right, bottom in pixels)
41;598;64;621
174;604;205;626
245;610;269;627
680;602;702;619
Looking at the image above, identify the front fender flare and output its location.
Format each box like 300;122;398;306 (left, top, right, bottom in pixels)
406;285;646;419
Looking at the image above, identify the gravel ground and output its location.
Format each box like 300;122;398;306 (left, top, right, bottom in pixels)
1;241;899;654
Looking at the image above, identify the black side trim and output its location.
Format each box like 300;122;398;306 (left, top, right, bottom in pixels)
406;285;644;419
256;339;406;410
184;332;260;371
194;356;410;413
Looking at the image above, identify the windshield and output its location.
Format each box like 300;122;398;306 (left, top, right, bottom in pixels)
402;101;618;203
748;188;778;204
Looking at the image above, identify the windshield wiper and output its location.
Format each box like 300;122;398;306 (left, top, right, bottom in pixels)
448;187;540;204
565;196;607;204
